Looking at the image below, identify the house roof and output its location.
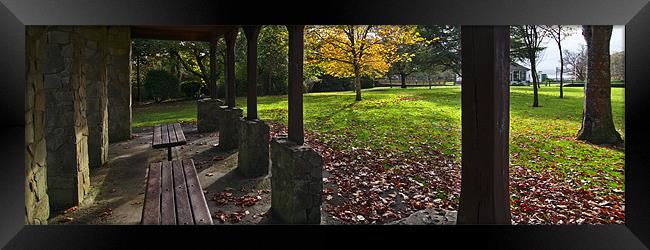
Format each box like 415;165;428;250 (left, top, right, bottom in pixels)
510;62;530;71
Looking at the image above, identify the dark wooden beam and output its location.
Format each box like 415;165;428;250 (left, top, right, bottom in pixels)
224;27;238;107
287;25;305;145
244;26;261;120
457;26;511;224
209;31;219;99
131;26;231;41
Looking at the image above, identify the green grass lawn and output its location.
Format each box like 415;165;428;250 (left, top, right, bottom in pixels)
133;85;625;223
133;85;624;185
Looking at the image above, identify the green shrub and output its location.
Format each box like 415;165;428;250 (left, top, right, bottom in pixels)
180;81;203;99
144;69;179;102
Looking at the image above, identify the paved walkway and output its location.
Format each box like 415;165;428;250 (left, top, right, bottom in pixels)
48;124;277;224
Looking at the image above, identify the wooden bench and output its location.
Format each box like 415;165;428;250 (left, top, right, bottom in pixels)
141;159;213;225
152;123;187;161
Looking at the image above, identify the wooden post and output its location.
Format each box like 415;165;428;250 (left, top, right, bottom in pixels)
244;26;261;120
136;58;141;102
457;26;511;224
209;31;218;99
225;27;238;107
287;25;305;145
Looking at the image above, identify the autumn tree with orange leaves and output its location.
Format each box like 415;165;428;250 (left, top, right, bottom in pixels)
306;25;423;101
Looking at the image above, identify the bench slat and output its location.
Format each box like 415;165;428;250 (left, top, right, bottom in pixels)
161;124;170;145
174;123;186;144
168;123;178;144
172;160;194;225
143;159;213;225
153;125;162;146
182;159;213;225
142;162;162;225
160;161;176;225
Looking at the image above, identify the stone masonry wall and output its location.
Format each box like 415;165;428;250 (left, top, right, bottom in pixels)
26;26;130;222
42;27;91;211
80;27;109;168
107;27;131;143
25;26;50;224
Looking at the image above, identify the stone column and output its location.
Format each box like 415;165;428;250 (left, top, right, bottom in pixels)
107;27;132;143
457;26;511;224
197;98;222;133
43;27;91;211
237;26;269;177
217;27;242;150
197;31;222;133
81;27;109;168
270;136;323;224
217;106;242;150
25;27;50;224
270;26;323;224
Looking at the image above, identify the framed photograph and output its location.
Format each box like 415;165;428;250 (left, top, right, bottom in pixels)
1;0;648;249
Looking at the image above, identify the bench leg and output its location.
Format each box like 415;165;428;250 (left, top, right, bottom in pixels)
168;147;172;161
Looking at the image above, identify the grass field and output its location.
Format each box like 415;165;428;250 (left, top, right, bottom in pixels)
133;85;625;224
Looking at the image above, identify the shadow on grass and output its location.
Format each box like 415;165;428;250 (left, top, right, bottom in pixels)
311;101;358;127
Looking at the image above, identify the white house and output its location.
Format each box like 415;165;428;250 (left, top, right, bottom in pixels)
510;62;530;84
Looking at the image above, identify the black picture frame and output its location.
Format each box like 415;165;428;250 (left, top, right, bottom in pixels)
1;0;648;249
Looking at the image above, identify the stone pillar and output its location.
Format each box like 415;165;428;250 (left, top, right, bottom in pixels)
43;27;91;211
80;27;109;168
237;26;269;177
107;27;132;143
237;119;269;177
270;136;322;224
217;27;242;150
457;26;511;224
25;27;50;224
217;106;242;150
198;31;222;134
197;98;223;133
270;26;323;224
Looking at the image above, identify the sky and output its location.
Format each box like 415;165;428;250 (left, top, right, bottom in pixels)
532;25;624;79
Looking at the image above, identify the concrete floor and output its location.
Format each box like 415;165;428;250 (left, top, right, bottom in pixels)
48;124;285;225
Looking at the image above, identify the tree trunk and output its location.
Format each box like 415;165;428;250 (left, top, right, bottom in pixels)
265;70;271;96
531;56;539;107
136;59;141;103
388;75;393;88
559;44;564;98
175;62;182;83
354;67;362;101
354;75;362;101
400;73;407;88
576;25;623;145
